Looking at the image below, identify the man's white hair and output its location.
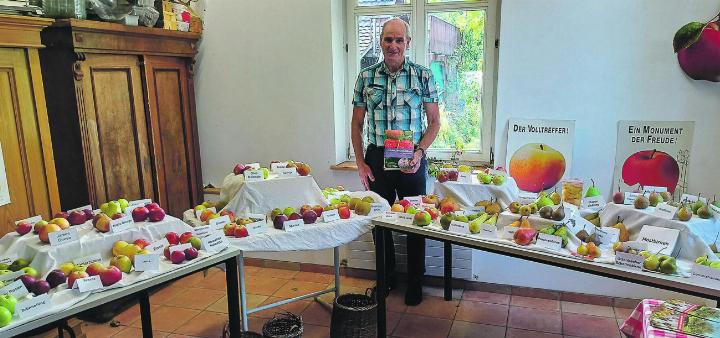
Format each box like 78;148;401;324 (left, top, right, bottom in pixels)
380;17;410;39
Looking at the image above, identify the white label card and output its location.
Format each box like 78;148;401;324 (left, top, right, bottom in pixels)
0;255;16;265
275;167;298;178
244;170;264;182
270;162;288;171
681;194;707;204
0;279;29;298
169;243;192;253
246;221;268;236
502;226;518;240
582;196;605;209
479;224;497;239
420;203;436;209
397;213;413;225
448;221;470;235
370;203;384;215
209;215;231;230
149;238;169;253
382;212;398;222
691;264;720;289
405;196;422;206
595;227;620;246
202;232;230;253
518;192;538;206
246;162;260;170
615;252;644;270
15;215;42;226
247;213;266;221
623;241;649;252
637;225;680;255
322;209;340;222
128;199;152;208
74;275;103;293
709;204;720;219
110;216;135;233
0;270;24;284
17;293;51;319
624;193;641;205
68;204;92;213
283;219;304;232
193;225;212;238
653;203;678;220
562;202;578;216
536;233;562;251
643;186;668;193
73;253;102;266
49;227;79;246
458;172;473;183
134;254;160;272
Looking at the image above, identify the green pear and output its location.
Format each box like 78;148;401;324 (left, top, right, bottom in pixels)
648;192;663;207
659;257;677;274
585;179;601;197
468;220;482;234
677;204;692;221
697;205;712;219
696;256;708;265
536;195;554;208
710;261;720;269
643;255;660;271
660;192;672;203
639;250;651;258
692;194;705;213
634;195;649;209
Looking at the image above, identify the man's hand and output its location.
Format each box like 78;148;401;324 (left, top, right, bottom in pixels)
401;150;423;174
357;161;375;190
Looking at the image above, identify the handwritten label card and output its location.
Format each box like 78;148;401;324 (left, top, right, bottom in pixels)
405;196;422;206
709;204;720;219
502;226;518;240
562;202;578;216
448;221;470;235
73;253;102;266
202;232;230;253
595;227;620;246
615;252;644;270
68;204;92;213
518;192;538;206
322;209;340;222
458;172;473;183
623;241;648;252
270;162;288;171
247;213;266;221
283;219;304;232
381;212;398;222
244;170;264;182
536;233;562;251
275;167;298;178
193;225;212;238
209;215;231;230
582;196;605;209
149;238;169;253
624;193;640;205
0;270;24;284
128;199;152;208
691;264;720;289
397;213;414;225
17;293;51;319
0;255;16;265
653;203;678;220
681;194;707;204
370;203;384;215
479;224;497;239
0;279;29;298
246;220;268;236
169;243;192;253
643;186;668;193
15;215;42;226
134;254;160;272
110;215;135;233
74;275;103;293
49;227;79;246
637;225;680;255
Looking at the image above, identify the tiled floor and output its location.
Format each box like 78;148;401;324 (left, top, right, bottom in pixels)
67;266;633;338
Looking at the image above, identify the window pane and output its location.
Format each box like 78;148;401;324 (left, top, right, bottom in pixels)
427;10;486;152
357;14;410;69
358;0;410;7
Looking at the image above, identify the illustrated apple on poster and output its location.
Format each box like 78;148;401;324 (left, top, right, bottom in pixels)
621;149;679;193
674;15;720;82
509;143;566;193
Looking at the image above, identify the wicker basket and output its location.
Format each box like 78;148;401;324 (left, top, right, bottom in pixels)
330;289;377;338
222;321;263;338
262;312;303;338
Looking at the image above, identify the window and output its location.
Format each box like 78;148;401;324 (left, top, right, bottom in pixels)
347;0;498;163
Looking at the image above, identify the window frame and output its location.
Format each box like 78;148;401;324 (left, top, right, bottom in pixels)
346;0;499;164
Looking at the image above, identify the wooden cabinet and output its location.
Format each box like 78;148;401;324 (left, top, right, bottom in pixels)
0;15;60;234
40;19;202;216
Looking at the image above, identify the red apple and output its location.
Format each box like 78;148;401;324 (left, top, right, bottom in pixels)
302;210;318;224
513;228;537;246
338;206;351;219
288;212;302;221
133;239;151;249
111;213;124;220
299;204;313;215
448;171;459;181
398;199;411;208
132;207;150;222
272;215;288;230
184;248;199;260
312;205;324;217
94;214;112;233
509;143;566;192
45;269;67;288
295;162;311;176
33;220;48;234
148;208;166;222
145;203;161;211
179;232;194;244
19;275;36;291
83;209;95;221
50;217;70;230
170;250;186;264
621;149;680;193
67;211;87;226
32;280;51;295
437;172;449;183
223;223;237;236
163;246;172;260
234;226;248;238
165;232;180;245
676;21;720;82
219;210;235;221
424;207;440;220
85;262;104;277
16;221;32;236
53;211;69;220
67;271;89;289
233;163;247;175
98;266;122;286
39;223;62;243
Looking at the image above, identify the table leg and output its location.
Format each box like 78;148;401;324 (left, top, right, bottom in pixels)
376;227;387;337
444;241;452;301
238;251;248;331
334;246;341;300
225;256;241;337
139;289;153;338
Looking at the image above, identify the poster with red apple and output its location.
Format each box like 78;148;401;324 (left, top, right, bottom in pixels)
613;121;694;194
505;119;575;193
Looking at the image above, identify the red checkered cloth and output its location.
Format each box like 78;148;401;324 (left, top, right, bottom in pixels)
620;299;699;338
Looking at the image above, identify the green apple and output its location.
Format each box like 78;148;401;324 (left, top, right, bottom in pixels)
21;267;39;279
710;261;720;269
0;264;8;271
340;194;352;203
406;206;419;215
9;258;29;271
696;256;708;265
0;306;10;328
188;237;202;250
283;207;296;217
101;201;122;216
261;167;270;179
110;255;132;273
117;198;130;212
454;215;469;223
0;270;12;275
480;174;492;184
492;175;506;185
469;220;482;234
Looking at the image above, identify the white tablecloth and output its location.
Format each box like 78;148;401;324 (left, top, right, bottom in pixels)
221;175;326;215
433;176;520;208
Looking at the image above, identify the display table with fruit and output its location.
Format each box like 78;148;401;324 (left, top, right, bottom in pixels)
219;175;326;217
433;172;520;209
371;217;720;337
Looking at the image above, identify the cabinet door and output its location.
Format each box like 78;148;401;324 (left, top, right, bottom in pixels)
143;56;200;217
0;48;59;234
77;54;153;206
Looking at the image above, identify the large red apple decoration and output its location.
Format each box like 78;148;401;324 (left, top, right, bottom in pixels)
621;149;679;193
509;143;566;193
675;19;720;82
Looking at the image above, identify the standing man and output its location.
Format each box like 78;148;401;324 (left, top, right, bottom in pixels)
351;18;441;306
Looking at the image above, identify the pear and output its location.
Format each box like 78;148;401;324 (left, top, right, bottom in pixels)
486;214;497;225
539;206;554;219
648;192;663;207
520;216;531;228
639;250;651;258
529;203;538;214
539;225;555;235
634;194;649;209
585;233;597;244
508;202;521;214
549;188;561;205
584;179;601;197
519;205;531;217
551;205;565;221
554;226;569;247
710;234;719;253
692;194;705;213
660;192;672;203
697;204;712;219
612;216;629;242
576;229;590;242
536;195;554;208
485;201;502;215
643;255;660;271
677;204;692;221
659;257;677;275
577;244;588;256
713;195;720;208
538;191;548;199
